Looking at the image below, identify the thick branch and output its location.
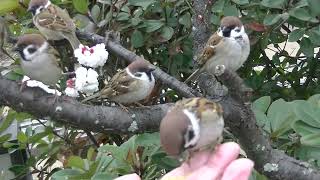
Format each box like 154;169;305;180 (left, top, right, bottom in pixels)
0;77;170;134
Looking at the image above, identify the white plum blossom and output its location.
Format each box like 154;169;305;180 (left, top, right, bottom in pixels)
74;43;109;68
21;76;61;96
64;78;79;97
74;67;99;95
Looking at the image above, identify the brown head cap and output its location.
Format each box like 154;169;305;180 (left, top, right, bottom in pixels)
28;0;49;15
127;59;155;74
28;0;49;9
160;109;191;156
16;34;46;48
220;16;243;28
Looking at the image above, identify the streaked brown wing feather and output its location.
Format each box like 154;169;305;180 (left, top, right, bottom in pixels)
36;5;75;33
175;98;223;118
197;32;223;66
100;70;135;98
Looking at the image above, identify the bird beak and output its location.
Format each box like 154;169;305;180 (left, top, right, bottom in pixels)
27;6;36;15
148;67;156;73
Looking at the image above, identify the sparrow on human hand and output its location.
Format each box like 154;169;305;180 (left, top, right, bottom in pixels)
160;97;224;160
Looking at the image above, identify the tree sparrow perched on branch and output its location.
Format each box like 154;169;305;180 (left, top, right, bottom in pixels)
14;34;62;86
160;98;224;158
82;60;156;104
28;0;81;50
185;16;250;83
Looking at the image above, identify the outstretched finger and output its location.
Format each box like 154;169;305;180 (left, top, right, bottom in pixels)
221;158;254;180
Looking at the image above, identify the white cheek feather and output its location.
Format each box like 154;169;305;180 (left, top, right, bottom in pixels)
23;42;48;60
125;68;154;82
217;29;223;37
230;26;245;39
183;109;200;148
35;1;51;15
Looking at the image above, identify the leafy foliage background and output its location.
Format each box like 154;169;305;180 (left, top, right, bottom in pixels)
0;0;320;179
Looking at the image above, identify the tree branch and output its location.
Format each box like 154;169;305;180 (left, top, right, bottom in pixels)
0;76;170;134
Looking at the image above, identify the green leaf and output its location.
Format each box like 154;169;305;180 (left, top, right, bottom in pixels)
91;5;101;22
160;26;174;42
212;0;225;13
232;0;249;5
293;100;320;128
261;0;287;9
134;133;160;147
128;0;156;10
308;0;320;15
178;13;191;28
0;133;11;143
116;12;130;21
144;20;164;32
131;30;144;48
4;71;23;81
131;17;141;26
289;8;318;22
308;94;320;108
9;165;27;176
263;14;282;25
29;131;50;143
299;37;314;57
87;147;95;161
0;0;19;14
223;4;239;16
292;120;320;137
73;0;89;14
288;28;305;42
308;27;320;46
92;173;117;180
67;156;85;170
252;96;271;113
267;99;297;136
301;133;320;147
0;110;15;133
253;109;271;133
51;169;82;179
17;132;28;143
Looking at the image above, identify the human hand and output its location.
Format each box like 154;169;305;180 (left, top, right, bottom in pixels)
115;142;254;180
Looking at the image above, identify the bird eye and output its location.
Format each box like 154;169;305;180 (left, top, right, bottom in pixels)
235;28;241;33
134;73;142;77
27;47;37;54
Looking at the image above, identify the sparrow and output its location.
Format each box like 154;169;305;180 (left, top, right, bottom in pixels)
160;97;224;158
28;0;81;50
82;60;156;104
14;34;62;86
185;16;250;83
0;17;14;60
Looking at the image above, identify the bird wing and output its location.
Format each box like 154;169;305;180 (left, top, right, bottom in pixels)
176;98;223;119
100;69;136;98
36;5;75;33
197;32;223;66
